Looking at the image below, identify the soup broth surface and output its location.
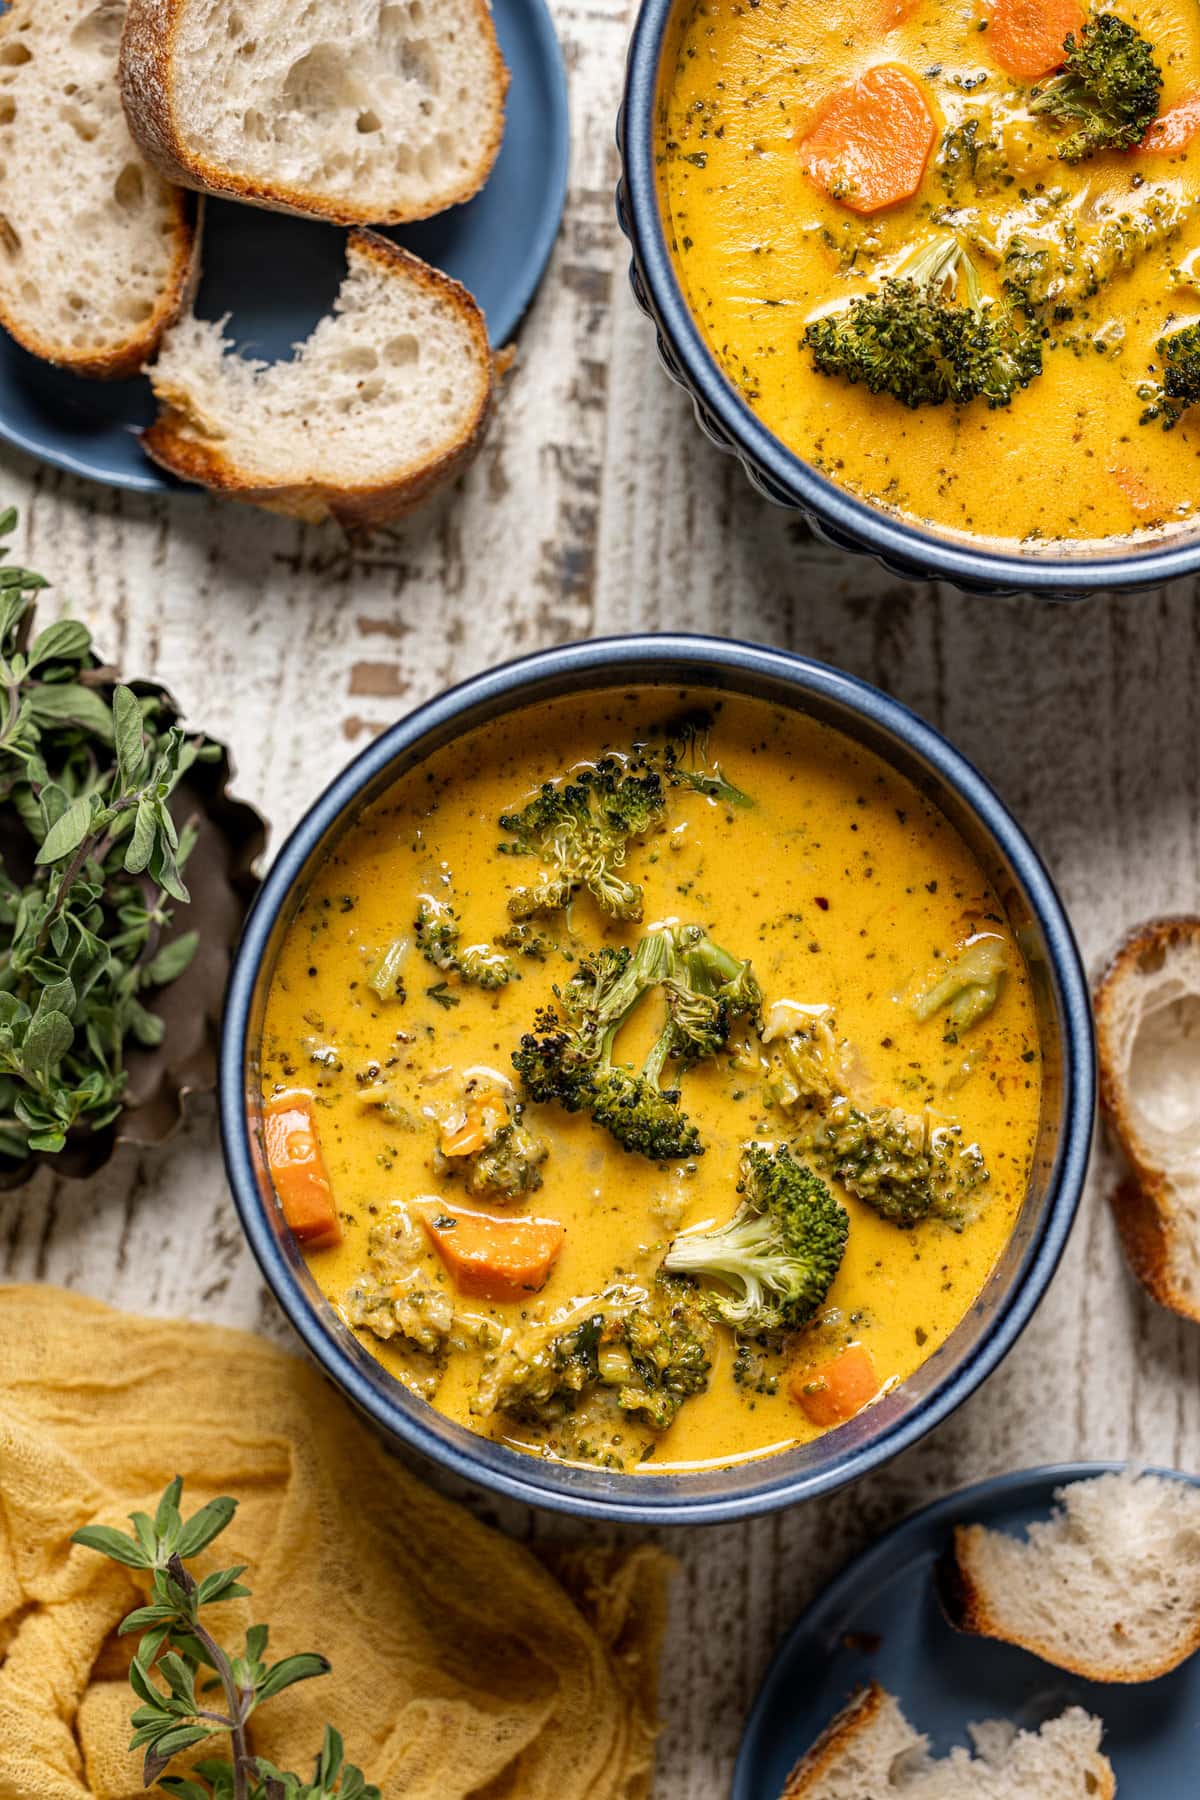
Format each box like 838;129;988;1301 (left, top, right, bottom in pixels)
659;0;1200;548
261;690;1042;1475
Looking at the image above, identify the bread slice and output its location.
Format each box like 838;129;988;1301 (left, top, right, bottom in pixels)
939;1469;1200;1683
1094;916;1200;1323
0;0;197;378
120;0;509;226
782;1684;1114;1800
142;229;497;529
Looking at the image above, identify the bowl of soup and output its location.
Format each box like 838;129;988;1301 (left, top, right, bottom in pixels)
618;0;1200;593
220;636;1094;1522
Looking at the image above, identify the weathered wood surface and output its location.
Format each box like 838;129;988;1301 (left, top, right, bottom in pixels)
2;3;1199;1793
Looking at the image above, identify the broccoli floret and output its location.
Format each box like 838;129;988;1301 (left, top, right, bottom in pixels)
513;926;759;1160
1031;15;1162;163
416;896;512;989
646;710;753;809
499;759;667;922
1140;320;1200;428
805;233;1043;411
463;1116;548;1197
912;937;1008;1042
997;190;1188;326
495;921;557;961
344;1209;453;1357
513;932;701;1159
472;1279;713;1430
762;1011;992;1226
653;924;763;1073
663;1144;848;1334
800;1097;989;1228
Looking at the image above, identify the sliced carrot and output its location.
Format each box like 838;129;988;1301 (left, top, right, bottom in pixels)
421;1204;565;1303
1140;95;1200;154
985;0;1083;84
800;66;936;215
1111;465;1171;521
263;1091;342;1252
791;1344;881;1428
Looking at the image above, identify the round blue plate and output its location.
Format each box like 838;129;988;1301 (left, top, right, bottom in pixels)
0;0;569;493
735;1464;1200;1798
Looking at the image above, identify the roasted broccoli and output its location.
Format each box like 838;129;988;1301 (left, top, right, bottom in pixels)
800;1097;989;1228
1140;320;1200;428
472;1278;713;1430
1031;14;1162;163
513;926;759;1160
498;759;667;922
416;895;512;989
804;234;1043;411
912;937;1007;1042
663;1144;848;1334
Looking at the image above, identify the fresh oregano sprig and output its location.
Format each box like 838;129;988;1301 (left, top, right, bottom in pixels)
0;510;222;1161
73;1478;379;1800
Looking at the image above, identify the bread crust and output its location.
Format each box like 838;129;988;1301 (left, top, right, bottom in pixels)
142;230;497;529
940;1519;1200;1683
781;1685;891;1800
0;1;200;380
1095;914;1200;1324
119;0;510;227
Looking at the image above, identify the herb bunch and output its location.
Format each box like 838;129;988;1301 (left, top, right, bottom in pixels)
0;512;218;1162
73;1477;378;1800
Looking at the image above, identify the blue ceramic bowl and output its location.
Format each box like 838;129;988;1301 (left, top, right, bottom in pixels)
617;0;1200;597
219;636;1095;1523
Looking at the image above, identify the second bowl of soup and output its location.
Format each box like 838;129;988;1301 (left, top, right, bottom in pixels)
221;637;1093;1521
619;0;1200;592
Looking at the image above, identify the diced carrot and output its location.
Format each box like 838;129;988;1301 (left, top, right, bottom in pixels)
1140;95;1200;154
985;0;1083;84
263;1092;342;1252
421;1204;565;1303
791;1344;881;1428
800;66;936;215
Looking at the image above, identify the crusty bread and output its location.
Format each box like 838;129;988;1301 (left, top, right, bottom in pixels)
782;1684;1114;1800
142;229;497;529
1094;916;1200;1323
0;0;197;378
939;1469;1200;1683
120;0;509;226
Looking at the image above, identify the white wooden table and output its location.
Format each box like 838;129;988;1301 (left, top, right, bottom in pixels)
3;4;1199;1792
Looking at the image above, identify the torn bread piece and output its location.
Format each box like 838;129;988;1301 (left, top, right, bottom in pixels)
781;1683;1114;1800
939;1469;1200;1683
120;0;509;226
0;0;197;378
1095;916;1200;1323
143;229;498;529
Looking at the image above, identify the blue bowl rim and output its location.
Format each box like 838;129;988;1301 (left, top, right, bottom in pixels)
732;1460;1200;1798
219;633;1096;1524
620;0;1200;595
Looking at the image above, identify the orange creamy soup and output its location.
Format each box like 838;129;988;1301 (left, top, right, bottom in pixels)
259;690;1042;1475
659;0;1200;549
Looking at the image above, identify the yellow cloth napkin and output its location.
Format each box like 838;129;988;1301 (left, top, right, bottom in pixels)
0;1286;672;1800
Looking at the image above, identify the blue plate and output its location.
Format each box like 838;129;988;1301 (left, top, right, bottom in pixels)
735;1464;1200;1798
0;0;568;493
